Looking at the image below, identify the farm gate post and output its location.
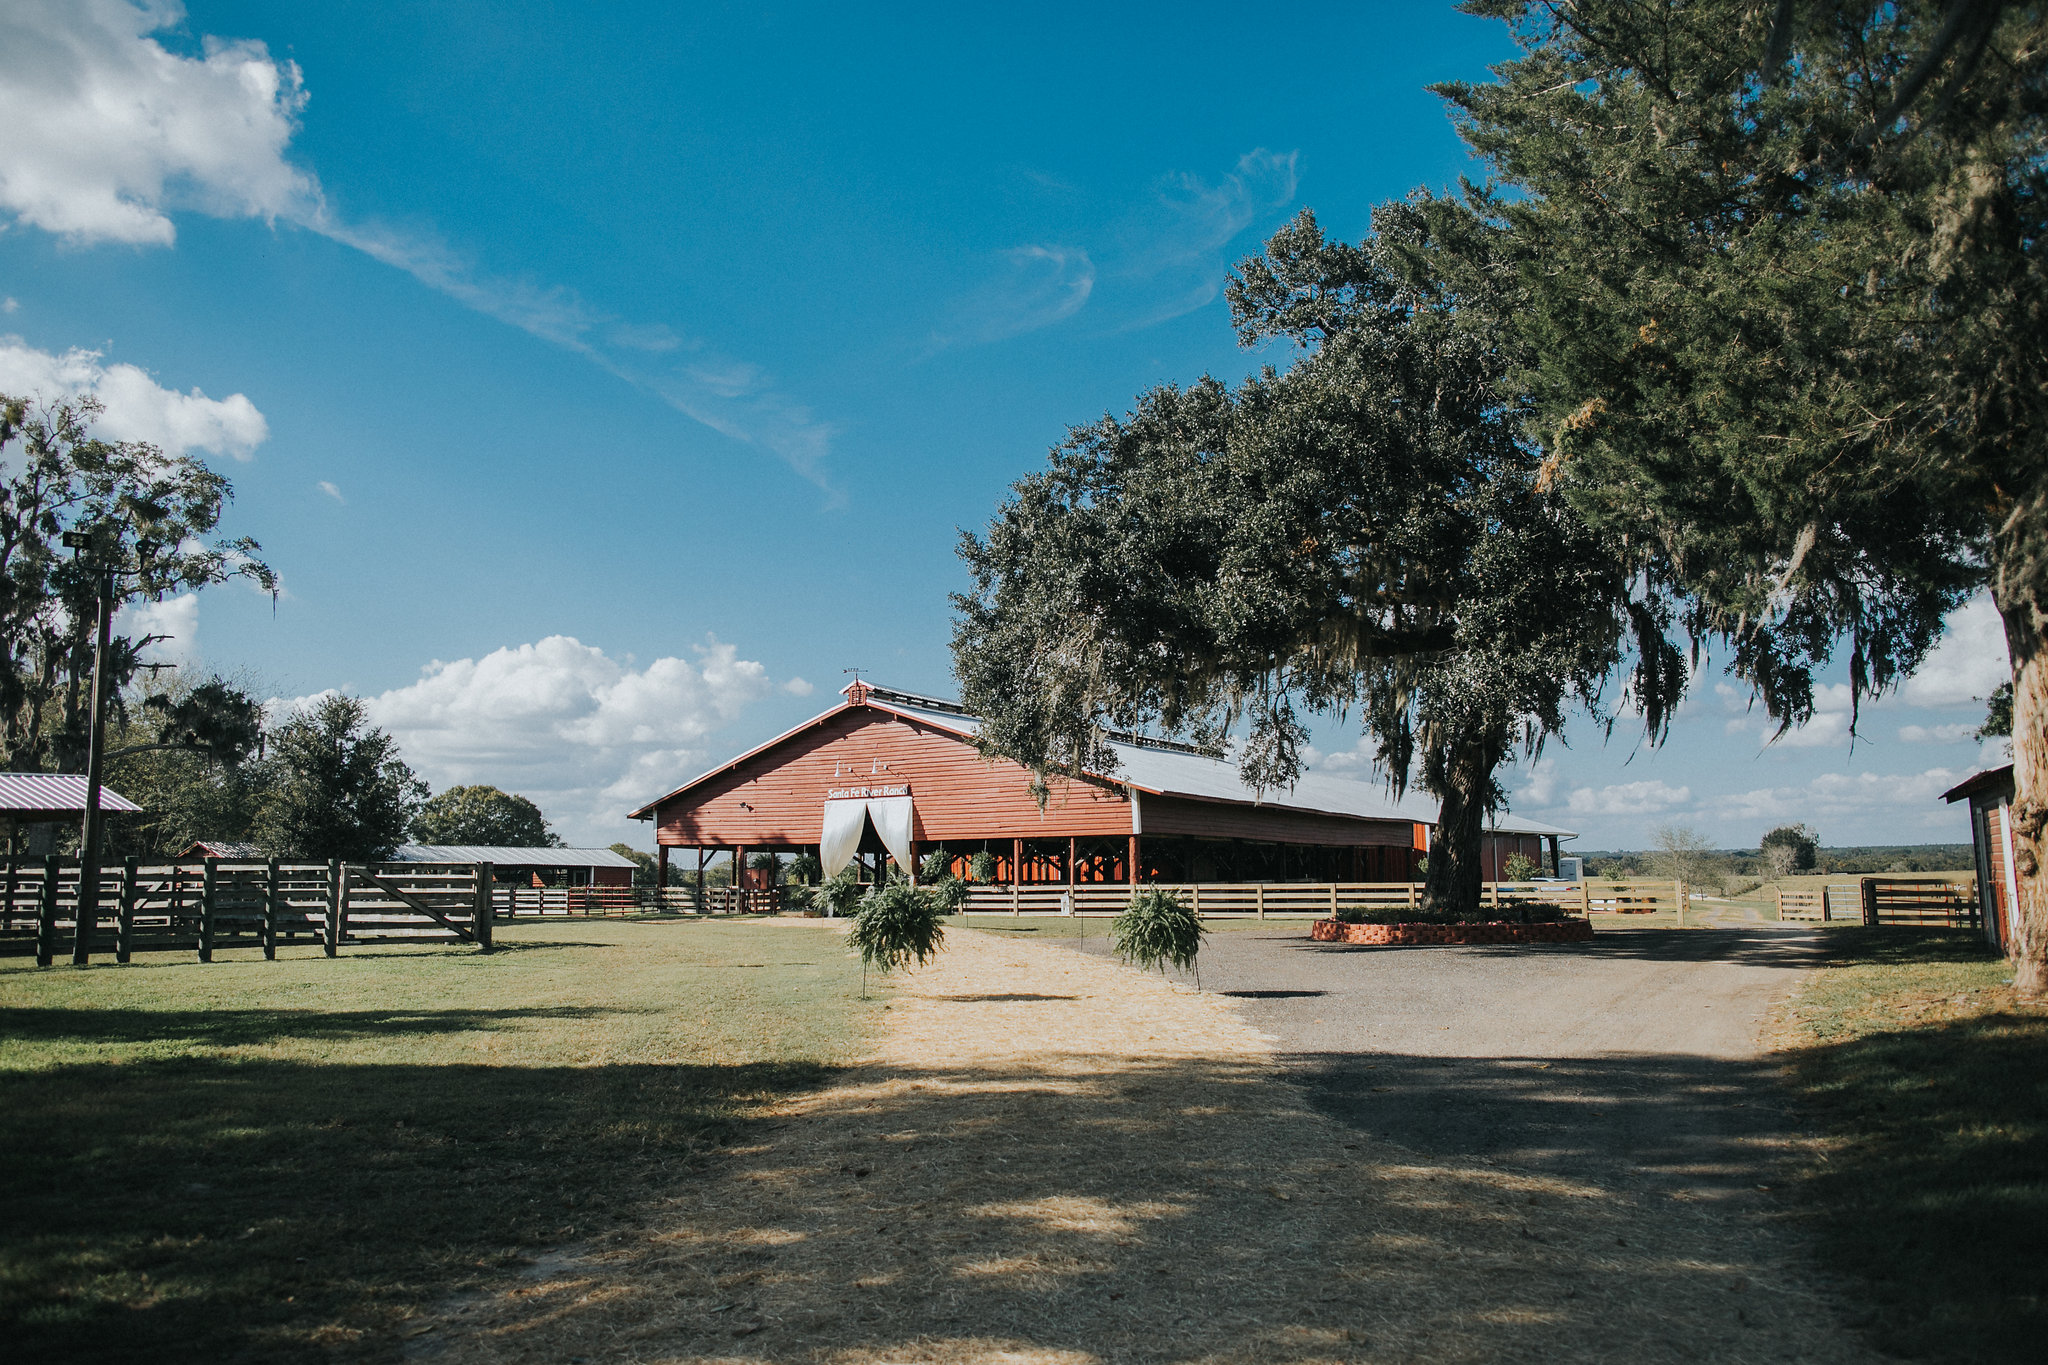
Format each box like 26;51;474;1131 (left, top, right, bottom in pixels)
262;858;280;961
198;857;218;963
116;857;137;963
34;854;58;967
324;860;341;956
474;861;494;952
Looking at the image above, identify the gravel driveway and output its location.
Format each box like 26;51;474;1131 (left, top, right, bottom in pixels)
1187;926;1826;1190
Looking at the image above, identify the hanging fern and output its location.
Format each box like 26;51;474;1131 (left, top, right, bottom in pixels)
1112;886;1204;975
847;878;947;974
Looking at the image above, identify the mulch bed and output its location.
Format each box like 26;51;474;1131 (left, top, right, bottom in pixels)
1310;918;1596;946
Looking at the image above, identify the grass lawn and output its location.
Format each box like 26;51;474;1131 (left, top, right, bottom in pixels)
1776;928;2047;1363
0;917;878;1364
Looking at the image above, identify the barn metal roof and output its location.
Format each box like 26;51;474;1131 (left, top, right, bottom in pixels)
627;686;1577;840
0;772;143;815
391;844;639;868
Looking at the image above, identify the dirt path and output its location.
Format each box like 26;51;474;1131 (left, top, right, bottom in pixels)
407;923;1869;1364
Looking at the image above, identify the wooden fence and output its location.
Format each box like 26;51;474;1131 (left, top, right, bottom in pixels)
1;857;494;965
1774;878;1979;927
492;885;697;917
951;879;1649;919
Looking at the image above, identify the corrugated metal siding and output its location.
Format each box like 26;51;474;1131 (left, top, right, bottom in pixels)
0;772;143;814
656;708;1134;846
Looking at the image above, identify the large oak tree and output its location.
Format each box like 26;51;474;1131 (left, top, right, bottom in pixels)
952;201;1684;915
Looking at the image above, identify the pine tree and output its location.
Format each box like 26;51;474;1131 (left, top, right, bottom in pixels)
1440;1;2048;991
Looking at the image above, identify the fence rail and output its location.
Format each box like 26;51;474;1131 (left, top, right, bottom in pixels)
1;856;501;964
951;879;1629;919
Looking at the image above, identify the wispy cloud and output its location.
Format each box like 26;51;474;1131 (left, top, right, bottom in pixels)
930;244;1095;351
1112;148;1299;328
317;479;343;503
0;1;840;493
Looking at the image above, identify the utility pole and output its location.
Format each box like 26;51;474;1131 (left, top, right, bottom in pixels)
64;529;115;966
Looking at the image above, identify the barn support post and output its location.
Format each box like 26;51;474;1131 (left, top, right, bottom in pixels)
198;858;218;963
655;844;669;907
696;846;706;913
116;857;137;963
262;858;280;960
1547;835;1561;875
4;855;21;933
33;854;59;967
1067;837;1077;888
1128;834;1140;889
474;862;494;952
734;844;749;913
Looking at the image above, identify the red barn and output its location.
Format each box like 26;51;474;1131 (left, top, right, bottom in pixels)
628;681;1573;888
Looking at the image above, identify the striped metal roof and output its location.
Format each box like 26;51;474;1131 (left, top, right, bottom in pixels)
0;772;143;814
392;844;639;868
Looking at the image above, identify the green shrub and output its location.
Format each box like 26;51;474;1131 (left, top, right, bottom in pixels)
813;867;865;919
968;849;998;884
1111;887;1205;974
926;875;970;915
846;878;947;975
1501;852;1539;882
786;851;822;885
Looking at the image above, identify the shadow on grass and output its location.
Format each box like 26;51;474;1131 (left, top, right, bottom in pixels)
0;1053;836;1365
0;1005;653;1047
1776;932;2046;1364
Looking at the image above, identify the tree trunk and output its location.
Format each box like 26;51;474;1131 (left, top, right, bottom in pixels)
1420;725;1506;919
1997;591;2047;998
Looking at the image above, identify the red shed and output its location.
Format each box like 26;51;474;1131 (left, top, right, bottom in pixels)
628;681;1435;888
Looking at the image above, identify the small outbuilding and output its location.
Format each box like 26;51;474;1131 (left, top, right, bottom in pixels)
1944;764;2020;949
389;844;638;888
0;772;143;854
629;680;1576;887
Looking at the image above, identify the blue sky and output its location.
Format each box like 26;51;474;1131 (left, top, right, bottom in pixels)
0;0;2012;849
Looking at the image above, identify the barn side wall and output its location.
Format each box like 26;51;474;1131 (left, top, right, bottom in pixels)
1138;794;1414;847
654;705;1133;847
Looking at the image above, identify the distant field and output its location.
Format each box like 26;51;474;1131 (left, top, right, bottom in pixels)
0;918;875;1363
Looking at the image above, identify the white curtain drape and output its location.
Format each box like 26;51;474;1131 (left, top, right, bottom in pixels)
817;794;918;878
866;795;915;875
819;798;869;878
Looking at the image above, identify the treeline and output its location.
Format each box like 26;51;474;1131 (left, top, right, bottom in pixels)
1583;845;1976;881
22;675;572;865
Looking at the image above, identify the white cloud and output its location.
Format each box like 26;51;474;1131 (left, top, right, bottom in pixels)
1566;780;1692;816
114;591;198;665
931;245;1095;349
781;677;815;697
1699;765;1968;829
1902;594;2011;708
0;335;269;460
1;2;840;492
0;0;314;245
317;480;343;503
2;298;18;314
338;636;774;843
1898;722;1979;744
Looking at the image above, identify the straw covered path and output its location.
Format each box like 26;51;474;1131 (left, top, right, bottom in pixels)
406;921;1868;1364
